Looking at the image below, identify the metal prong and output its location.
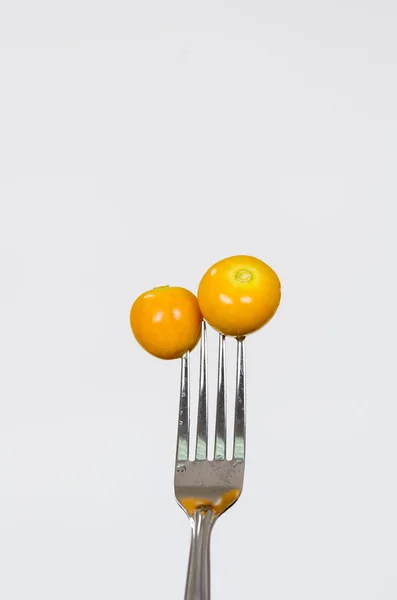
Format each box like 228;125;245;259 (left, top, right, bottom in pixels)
214;334;226;460
195;321;208;460
176;352;190;462
233;337;246;461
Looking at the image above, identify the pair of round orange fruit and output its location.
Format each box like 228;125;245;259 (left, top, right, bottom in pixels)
130;255;281;360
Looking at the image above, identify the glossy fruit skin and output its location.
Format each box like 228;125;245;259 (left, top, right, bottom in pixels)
197;255;281;337
130;286;202;360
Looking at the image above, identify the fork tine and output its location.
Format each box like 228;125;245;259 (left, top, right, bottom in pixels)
233;337;246;461
195;321;208;460
214;334;226;460
176;352;190;463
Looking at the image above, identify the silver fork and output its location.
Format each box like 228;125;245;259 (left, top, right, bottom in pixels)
174;321;246;600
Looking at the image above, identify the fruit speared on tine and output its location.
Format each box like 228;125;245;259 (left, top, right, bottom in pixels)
130;286;202;360
129;256;281;360
197;255;281;337
129;255;281;600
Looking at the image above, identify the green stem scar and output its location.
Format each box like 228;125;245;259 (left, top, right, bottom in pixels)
235;268;252;283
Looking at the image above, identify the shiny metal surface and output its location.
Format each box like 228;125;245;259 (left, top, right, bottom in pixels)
174;322;246;600
214;334;226;461
196;321;208;461
177;353;190;462
233;337;246;461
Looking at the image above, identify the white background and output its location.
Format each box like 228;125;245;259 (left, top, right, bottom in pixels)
1;1;397;598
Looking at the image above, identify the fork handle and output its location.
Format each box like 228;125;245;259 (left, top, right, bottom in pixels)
184;508;216;600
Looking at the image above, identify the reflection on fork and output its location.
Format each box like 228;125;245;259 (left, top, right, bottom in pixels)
174;321;246;600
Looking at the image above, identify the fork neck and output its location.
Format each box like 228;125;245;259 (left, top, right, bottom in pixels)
185;508;216;600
